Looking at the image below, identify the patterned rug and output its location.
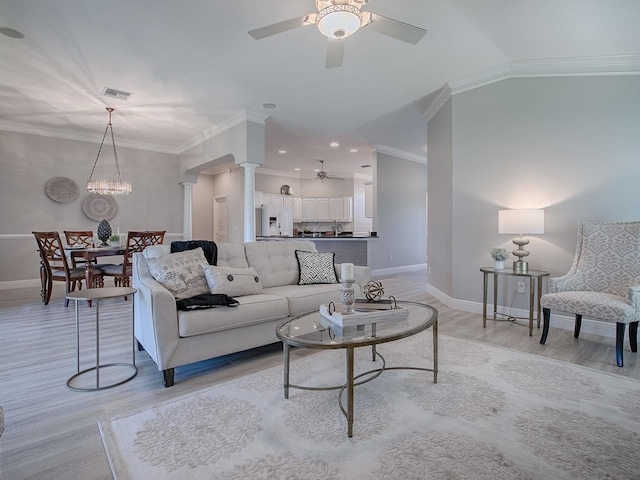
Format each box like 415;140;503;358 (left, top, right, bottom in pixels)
99;334;640;479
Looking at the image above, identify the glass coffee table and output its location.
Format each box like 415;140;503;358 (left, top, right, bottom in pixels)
276;301;438;437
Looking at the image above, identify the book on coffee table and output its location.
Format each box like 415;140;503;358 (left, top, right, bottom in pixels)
319;303;408;328
354;298;395;310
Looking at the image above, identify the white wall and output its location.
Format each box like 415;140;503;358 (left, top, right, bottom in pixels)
428;75;640;309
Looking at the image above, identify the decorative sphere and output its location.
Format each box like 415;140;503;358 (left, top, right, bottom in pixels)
364;281;384;301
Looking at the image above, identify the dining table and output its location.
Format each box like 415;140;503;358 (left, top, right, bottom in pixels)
65;245;124;289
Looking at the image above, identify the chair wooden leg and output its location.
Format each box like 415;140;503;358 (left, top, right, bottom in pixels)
540;308;551;344
630;321;638;353
44;275;53;306
616;322;625;367
574;314;582;338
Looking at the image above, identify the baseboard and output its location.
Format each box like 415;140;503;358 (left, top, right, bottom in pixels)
427;283;617;339
0;279;41;290
371;263;427;277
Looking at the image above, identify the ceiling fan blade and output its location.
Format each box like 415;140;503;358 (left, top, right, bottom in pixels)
366;13;427;45
248;16;311;40
325;38;345;68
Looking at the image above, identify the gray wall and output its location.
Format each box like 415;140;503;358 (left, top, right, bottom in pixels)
0;130;183;283
369;152;427;271
428;75;640;308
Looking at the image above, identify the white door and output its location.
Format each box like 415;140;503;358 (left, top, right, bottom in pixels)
213;195;228;243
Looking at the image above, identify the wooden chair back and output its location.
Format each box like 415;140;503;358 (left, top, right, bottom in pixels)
63;230;94;247
145;230;166;246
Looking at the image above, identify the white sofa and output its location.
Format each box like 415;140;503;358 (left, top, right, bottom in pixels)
133;240;371;386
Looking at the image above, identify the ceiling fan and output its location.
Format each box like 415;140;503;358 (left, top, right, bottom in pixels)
315;160;344;181
248;0;427;68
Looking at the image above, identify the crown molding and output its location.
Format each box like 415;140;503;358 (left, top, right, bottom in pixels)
423;54;640;122
373;145;427;164
177;109;270;154
423;84;452;122
0;119;180;154
0;109;271;156
255;167;302;179
449;54;640;95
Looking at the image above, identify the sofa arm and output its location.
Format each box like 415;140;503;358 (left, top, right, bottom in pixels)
132;253;180;370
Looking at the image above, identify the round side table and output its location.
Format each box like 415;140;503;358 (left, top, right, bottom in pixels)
66;287;138;391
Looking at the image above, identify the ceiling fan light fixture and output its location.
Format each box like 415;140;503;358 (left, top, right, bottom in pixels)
317;4;363;39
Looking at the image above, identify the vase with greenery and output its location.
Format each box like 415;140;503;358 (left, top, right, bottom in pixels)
489;247;510;269
108;234;121;247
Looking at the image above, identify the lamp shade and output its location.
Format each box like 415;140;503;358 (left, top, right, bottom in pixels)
498;209;544;235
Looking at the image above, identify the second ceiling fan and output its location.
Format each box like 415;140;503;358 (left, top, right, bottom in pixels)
249;0;427;68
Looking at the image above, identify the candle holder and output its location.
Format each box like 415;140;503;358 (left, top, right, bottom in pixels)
340;279;355;315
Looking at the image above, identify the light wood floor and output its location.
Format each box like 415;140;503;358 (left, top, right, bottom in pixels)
1;271;639;479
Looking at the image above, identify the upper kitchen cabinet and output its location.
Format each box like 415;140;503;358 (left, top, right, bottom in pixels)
296;196;353;222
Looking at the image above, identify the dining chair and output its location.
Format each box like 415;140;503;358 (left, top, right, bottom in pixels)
146;230;166;246
32;231;103;306
63;230;94;267
100;231;156;289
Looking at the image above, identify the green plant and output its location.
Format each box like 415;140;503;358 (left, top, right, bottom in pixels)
108;234;121;242
489;247;510;261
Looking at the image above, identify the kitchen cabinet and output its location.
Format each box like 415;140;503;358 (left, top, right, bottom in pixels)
293;197;302;221
270;195;284;205
301;198;316;220
329;197;343;220
315;197;330;220
364;183;373;218
342;196;353;221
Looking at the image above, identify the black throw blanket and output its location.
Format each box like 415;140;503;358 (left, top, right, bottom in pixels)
176;293;239;311
171;240;218;265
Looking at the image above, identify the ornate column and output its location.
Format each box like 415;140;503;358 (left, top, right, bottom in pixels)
181;182;194;241
241;163;260;242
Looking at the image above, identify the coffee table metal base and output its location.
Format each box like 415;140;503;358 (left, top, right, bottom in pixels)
283;337;437;438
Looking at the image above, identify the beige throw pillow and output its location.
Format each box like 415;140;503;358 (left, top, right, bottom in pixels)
203;265;263;297
147;247;210;299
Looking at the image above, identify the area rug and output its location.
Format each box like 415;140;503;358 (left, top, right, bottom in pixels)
99;334;640;479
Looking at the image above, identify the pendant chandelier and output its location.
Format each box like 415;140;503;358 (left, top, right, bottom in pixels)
87;107;132;195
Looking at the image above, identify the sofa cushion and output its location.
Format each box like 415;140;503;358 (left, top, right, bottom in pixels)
146;248;210;299
203;265;263;297
177;293;289;337
217;243;250;268
295;250;339;285
264;283;362;317
244;240;316;288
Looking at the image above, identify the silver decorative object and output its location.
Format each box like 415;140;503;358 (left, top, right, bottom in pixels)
340;279;355;315
363;280;384;301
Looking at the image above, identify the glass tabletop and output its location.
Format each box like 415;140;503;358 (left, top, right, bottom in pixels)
276;301;437;350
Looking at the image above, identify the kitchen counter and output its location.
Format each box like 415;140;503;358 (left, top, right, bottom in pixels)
257;234;377;240
256;235;375;265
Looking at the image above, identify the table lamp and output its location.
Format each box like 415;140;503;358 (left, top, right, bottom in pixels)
498;209;544;273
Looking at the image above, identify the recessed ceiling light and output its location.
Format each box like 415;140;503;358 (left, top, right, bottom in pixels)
330;142;339;147
0;27;25;39
294;168;301;171
262;103;276;109
314;169;320;172
278;150;286;154
350;148;358;153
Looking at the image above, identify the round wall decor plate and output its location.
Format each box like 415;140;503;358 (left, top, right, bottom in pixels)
82;193;118;221
45;177;79;203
